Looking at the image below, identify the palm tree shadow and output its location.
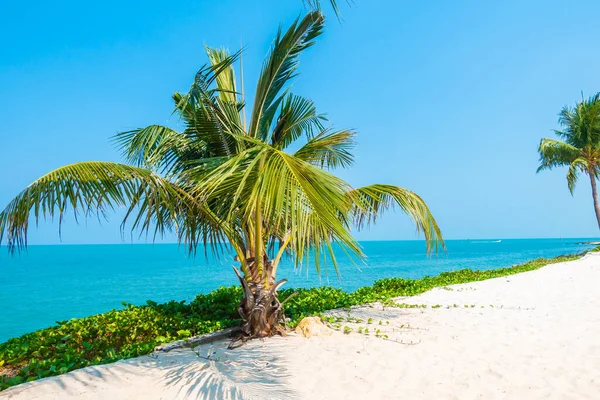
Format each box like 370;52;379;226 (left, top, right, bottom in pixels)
147;337;301;400
1;338;301;400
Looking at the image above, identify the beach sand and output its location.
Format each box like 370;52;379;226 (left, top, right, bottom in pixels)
3;252;600;399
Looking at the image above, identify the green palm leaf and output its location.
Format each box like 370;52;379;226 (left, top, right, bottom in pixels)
537;138;580;172
114;125;202;176
0;162;225;254
270;94;326;149
294;129;355;169
249;11;324;140
566;158;589;194
347;184;444;254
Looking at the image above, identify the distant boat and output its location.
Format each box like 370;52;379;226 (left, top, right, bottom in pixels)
495;240;502;243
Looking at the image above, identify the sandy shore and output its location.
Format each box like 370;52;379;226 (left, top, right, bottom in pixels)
3;253;600;400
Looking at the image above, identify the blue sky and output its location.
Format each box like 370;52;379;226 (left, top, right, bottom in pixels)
1;0;600;244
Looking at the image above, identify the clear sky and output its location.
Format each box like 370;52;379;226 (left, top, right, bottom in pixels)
1;0;600;244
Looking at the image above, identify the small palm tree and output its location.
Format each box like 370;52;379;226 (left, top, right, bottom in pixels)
0;12;443;340
538;93;600;229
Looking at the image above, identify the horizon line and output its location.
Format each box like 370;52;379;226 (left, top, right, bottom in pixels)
2;236;599;247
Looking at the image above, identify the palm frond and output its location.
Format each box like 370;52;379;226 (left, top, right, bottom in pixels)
190;141;363;273
175;50;246;156
566;157;589;194
556;93;600;148
0;162;226;254
205;46;245;131
205;46;239;104
294;129;355;169
537;138;580;172
113;125;202;176
256;148;362;273
347;184;444;254
270;94;326;149
249;11;324;140
173;93;242;159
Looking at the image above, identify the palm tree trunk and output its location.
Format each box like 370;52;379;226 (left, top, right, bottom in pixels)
231;263;287;345
589;173;600;229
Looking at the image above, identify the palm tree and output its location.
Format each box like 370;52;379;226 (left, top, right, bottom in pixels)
538;93;600;229
0;11;443;340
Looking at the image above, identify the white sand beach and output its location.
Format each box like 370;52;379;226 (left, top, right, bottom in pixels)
3;253;600;400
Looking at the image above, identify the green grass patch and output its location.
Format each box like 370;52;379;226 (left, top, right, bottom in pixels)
0;251;585;390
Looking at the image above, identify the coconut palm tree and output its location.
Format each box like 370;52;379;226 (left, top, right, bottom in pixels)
0;11;443;340
538;93;600;229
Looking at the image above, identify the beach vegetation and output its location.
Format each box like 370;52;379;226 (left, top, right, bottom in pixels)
0;252;582;391
538;93;600;228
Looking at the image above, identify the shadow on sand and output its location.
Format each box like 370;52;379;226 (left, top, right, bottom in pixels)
153;338;301;399
3;337;302;400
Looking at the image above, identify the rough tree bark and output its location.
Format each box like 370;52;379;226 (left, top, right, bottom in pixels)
589;172;600;229
230;258;288;348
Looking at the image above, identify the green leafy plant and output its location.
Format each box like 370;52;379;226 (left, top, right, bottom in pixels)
0;299;239;390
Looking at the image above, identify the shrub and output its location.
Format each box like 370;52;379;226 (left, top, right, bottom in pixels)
0;300;239;390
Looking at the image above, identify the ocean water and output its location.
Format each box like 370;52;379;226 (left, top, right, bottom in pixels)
0;238;596;343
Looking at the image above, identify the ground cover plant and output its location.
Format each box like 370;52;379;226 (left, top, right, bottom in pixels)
0;252;582;391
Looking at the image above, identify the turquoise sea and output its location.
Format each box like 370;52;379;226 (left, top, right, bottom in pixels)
0;238;596;343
